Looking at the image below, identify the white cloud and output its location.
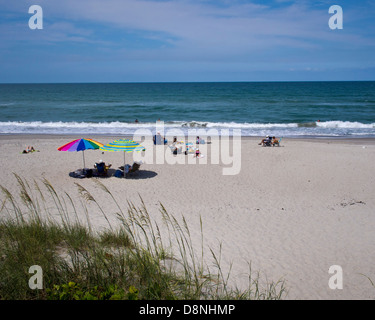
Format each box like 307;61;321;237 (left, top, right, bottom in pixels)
15;1;298;59
4;1;373;51
2;0;374;78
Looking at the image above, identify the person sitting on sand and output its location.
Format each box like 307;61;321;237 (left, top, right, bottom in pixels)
95;160;111;174
172;146;179;155
171;140;182;155
271;136;280;146
154;132;163;145
258;136;272;146
194;148;200;158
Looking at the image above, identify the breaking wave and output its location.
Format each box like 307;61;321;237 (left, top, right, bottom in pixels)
0;120;374;137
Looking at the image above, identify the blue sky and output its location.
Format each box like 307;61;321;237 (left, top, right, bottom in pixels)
0;0;374;82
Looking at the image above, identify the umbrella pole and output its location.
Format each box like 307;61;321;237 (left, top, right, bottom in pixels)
82;150;86;169
123;152;126;178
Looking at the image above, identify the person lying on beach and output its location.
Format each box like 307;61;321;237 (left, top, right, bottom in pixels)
22;146;36;153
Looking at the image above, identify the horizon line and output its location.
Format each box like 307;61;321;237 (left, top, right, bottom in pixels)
1;80;375;85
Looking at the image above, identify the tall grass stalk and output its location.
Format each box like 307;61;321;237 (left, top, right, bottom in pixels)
0;176;287;300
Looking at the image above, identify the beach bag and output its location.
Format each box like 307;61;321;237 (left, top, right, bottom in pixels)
115;170;123;178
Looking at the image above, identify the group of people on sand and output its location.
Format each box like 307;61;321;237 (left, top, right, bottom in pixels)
258;135;280;147
170;136;202;157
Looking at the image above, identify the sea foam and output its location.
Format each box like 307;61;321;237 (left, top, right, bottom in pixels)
0;120;374;137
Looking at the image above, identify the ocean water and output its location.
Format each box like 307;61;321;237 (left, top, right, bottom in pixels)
0;81;374;138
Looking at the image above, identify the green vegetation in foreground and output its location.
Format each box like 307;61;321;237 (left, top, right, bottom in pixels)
0;174;287;300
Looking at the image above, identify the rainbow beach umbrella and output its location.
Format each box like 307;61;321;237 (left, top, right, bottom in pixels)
99;139;145;177
58;138;104;168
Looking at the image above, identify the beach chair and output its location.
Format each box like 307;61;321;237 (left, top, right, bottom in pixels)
273;137;282;147
130;162;140;173
125;162;141;177
262;139;272;147
95;162;111;176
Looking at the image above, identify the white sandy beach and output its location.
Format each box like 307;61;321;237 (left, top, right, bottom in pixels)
1;134;375;300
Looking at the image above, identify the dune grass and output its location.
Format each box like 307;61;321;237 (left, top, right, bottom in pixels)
0;174;287;300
